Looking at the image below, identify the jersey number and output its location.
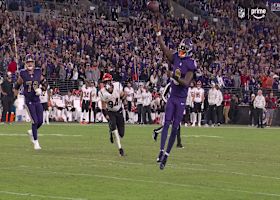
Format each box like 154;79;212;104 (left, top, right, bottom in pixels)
108;98;119;108
26;81;39;92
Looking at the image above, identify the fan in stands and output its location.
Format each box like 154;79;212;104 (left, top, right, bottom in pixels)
147;1;160;13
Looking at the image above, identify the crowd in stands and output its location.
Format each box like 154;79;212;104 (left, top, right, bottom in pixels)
0;0;280;105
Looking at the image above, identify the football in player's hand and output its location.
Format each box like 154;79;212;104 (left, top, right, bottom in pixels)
147;1;160;13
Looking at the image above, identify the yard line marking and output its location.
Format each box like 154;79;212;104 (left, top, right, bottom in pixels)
0;152;279;181
182;135;223;138
3;168;280;198
0;133;82;137
0;191;87;200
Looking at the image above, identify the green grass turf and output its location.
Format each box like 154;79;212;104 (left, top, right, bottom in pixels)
0;123;280;200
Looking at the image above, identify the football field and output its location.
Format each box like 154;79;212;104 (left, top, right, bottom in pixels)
0;123;280;200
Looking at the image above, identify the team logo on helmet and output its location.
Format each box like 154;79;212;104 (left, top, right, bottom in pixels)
178;39;193;58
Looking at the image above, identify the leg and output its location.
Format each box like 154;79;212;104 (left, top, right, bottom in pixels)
160;98;175;151
25;103;39;140
116;112;125;138
161;98;185;170
147;106;152;124
1;97;8;122
176;125;183;147
35;102;44;130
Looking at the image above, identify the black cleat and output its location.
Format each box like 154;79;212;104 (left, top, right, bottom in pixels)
119;148;124;156
156;150;164;163
153;130;159;142
160;155;168;170
110;131;114;143
176;144;184;148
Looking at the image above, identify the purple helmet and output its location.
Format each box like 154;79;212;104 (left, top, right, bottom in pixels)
178;39;193;58
25;54;35;71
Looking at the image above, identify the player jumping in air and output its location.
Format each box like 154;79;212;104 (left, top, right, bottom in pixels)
14;54;47;150
155;24;197;170
153;82;184;149
99;73;126;157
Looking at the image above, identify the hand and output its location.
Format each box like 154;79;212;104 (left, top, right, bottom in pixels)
35;88;42;96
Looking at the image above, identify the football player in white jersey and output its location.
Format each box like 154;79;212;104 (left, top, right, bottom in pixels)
73;90;82;122
99;73;126;157
192;81;205;127
124;82;134;123
40;88;50;125
187;82;196;126
64;90;75;122
51;88;66;122
80;80;92;124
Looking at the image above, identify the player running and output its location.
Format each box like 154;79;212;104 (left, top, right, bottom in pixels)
155;24;197;170
192;81;205;127
14;54;47;150
99;73;126;157
153;82;184;149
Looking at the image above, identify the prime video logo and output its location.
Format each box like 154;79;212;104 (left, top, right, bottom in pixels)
238;6;267;20
250;8;267;19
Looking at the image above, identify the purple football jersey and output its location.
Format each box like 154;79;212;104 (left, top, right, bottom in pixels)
20;68;41;102
170;52;197;98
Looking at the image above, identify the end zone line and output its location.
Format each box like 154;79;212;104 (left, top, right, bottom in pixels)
0;191;87;200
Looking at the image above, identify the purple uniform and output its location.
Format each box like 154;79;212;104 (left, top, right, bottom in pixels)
160;52;197;159
20;68;43;140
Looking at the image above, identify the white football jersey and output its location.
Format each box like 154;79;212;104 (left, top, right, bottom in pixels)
64;95;74;107
124;87;134;102
73;96;81;108
186;87;195;105
40;90;48;103
193;87;204;103
81;85;92;101
52;94;64;107
99;82;123;112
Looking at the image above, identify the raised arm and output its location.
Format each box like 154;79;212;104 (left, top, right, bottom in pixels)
155;24;174;63
14;76;24;97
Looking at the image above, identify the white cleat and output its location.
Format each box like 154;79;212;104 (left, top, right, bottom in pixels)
184;123;188;127
192;123;195;127
27;130;35;144
198;123;201;127
33;140;41;150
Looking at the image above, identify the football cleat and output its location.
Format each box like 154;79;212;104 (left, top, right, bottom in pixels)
160;155;168;170
176;144;184;148
27;130;35;144
33;140;41;150
152;130;158;142
156;150;164;163
119;148;124;157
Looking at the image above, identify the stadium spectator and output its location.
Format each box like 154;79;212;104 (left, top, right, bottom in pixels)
265;92;277;127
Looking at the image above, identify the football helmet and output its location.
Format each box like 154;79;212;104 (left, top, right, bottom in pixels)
178;39;193;58
25;54;35;71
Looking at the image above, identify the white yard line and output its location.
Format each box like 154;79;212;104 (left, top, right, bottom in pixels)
0;133;82;137
2;168;280;198
0;190;87;200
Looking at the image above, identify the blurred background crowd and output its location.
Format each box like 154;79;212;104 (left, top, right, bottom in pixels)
0;0;280;125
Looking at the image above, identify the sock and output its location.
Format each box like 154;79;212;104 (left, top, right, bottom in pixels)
193;113;197;124
154;126;163;133
43;111;46;123
32;123;38;140
112;130;122;149
190;112;194;123
165;152;169;156
160;121;170;151
166;125;178;154
198;113;202;124
46;111;49;124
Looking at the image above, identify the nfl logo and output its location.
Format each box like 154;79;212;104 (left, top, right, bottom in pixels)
238;6;246;19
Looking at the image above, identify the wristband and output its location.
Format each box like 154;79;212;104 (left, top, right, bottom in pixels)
156;31;161;37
